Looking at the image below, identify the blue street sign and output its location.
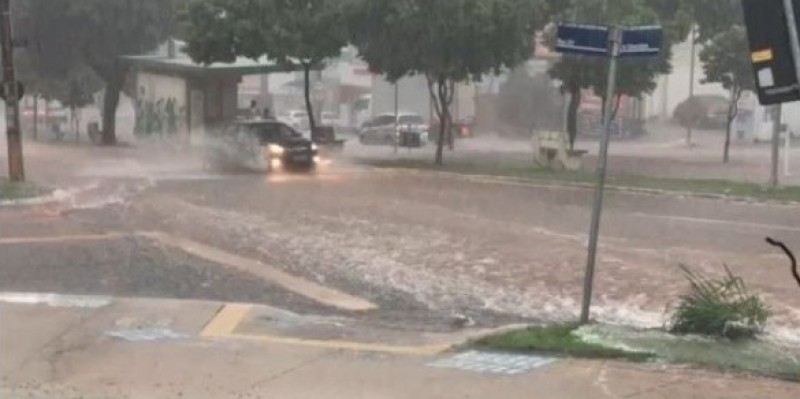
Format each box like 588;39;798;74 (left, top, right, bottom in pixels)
556;23;611;56
556;23;662;58
620;26;663;57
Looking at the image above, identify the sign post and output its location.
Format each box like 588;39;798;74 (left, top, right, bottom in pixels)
557;23;662;324
580;26;622;324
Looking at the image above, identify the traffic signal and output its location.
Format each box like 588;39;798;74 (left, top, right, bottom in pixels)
741;0;800;105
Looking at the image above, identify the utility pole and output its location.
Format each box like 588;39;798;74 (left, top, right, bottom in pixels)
393;82;399;154
687;25;697;146
770;105;782;189
1;0;23;181
580;26;621;324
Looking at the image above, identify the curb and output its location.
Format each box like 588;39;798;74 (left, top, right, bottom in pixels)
376;166;800;206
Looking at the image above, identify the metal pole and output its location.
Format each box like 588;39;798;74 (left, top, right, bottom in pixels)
687;25;697;146
393;82;399;153
1;0;23;181
771;105;782;188
786;124;792;177
580;26;620;324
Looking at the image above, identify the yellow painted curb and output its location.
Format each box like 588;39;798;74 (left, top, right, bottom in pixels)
201;303;252;337
202;304;450;356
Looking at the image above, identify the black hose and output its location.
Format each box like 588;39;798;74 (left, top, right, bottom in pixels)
766;237;800;288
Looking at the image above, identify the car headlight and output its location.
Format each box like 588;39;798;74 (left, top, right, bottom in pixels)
268;144;285;155
311;143;318;151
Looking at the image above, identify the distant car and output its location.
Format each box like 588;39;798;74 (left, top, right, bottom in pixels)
359;113;429;147
279;110;310;131
430;116;476;141
321;111;339;127
206;120;319;172
674;95;729;130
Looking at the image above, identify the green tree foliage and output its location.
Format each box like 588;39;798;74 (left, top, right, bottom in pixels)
548;0;686;149
68;0;177;144
686;0;741;42
699;26;755;164
350;0;540;165
18;0;177;145
181;0;349;131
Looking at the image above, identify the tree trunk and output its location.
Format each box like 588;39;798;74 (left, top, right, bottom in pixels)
566;87;580;150
435;78;452;166
302;63;316;133
447;80;455;151
723;88;742;164
32;94;38;141
723;118;732;164
102;84;120;145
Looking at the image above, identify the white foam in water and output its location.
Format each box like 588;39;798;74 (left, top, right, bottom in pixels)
0;292;112;308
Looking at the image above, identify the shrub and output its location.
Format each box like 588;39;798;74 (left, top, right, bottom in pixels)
669;264;770;340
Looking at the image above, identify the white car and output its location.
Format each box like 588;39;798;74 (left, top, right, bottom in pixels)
358;112;429;147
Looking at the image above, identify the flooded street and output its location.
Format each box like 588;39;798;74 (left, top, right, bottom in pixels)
4;135;800;344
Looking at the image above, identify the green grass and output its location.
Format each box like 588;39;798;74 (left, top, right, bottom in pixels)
0;179;47;200
578;324;800;382
362;158;800;203
474;324;653;362
476;323;800;381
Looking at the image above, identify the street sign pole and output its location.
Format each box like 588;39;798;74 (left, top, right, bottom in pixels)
580;26;621;324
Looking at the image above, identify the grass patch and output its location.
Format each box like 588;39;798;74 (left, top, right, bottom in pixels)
476;323;800;381
362;158;800;203
0;179;48;201
578;324;800;382
474;323;653;362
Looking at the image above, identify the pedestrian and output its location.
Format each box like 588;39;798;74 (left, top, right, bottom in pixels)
249;100;259;120
263;107;274;120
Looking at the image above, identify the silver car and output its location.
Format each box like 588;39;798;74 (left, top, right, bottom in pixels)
358;113;429;147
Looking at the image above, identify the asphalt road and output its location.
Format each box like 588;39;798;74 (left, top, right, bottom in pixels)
4;139;800;340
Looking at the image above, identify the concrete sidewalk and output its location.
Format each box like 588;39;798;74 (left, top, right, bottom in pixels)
1;294;797;399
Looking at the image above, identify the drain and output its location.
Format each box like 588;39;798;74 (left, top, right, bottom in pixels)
428;351;557;375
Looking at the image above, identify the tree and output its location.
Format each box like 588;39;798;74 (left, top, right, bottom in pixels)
181;0;349;132
350;0;540;165
14;0;103;139
62;0;176;145
548;0;688;150
699;26;755;164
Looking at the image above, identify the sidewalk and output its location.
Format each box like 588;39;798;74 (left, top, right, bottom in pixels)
1;294;797;399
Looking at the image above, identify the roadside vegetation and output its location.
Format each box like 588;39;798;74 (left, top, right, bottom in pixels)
476;265;799;381
0;179;47;201
474;324;653;362
362;158;800;203
669;264;770;339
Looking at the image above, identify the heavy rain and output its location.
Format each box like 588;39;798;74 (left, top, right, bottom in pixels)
1;0;800;398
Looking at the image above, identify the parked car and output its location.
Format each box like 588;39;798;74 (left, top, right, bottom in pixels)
206;120;319;172
674;95;729;130
358;112;429;147
279;109;310;132
430;116;476;142
321;111;339;127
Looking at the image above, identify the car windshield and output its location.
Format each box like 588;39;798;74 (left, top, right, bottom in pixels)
8;2;799;399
